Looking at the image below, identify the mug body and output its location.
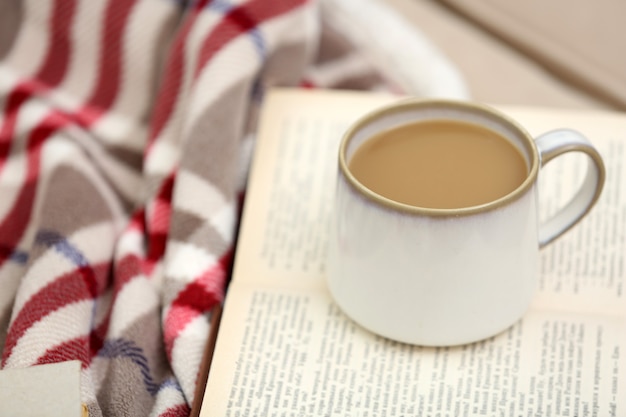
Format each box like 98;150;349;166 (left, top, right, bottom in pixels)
327;100;541;346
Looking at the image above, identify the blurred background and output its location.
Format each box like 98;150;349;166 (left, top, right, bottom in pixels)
384;0;626;111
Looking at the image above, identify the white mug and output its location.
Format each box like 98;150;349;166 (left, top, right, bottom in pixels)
327;99;605;346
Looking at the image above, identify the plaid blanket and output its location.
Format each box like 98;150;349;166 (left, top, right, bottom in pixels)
0;0;466;415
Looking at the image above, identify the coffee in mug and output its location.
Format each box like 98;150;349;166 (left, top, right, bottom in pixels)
327;99;605;346
348;119;528;209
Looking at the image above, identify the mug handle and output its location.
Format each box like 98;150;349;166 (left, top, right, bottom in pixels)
535;129;606;248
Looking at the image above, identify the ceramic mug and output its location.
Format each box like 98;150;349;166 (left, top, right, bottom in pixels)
327;99;605;346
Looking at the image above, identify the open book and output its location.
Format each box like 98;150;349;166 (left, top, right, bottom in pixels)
197;88;625;416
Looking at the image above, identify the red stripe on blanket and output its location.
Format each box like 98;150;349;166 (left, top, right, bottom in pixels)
1;262;110;366
163;250;232;360
0;0;77;169
85;248;151;362
299;78;316;89
87;209;151;360
76;0;138;125
34;0;77;87
38;0;79;87
146;0;211;152
91;251;144;346
36;335;90;368
158;403;191;417
194;0;308;78
0;112;72;265
115;252;146;294
147;172;175;270
0;81;42;171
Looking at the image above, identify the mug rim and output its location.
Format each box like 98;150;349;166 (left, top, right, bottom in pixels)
338;98;540;217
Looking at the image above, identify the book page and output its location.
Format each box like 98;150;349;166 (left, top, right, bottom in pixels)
202;283;626;417
200;90;626;417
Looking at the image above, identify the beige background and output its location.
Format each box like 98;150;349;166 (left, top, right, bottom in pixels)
384;0;625;111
